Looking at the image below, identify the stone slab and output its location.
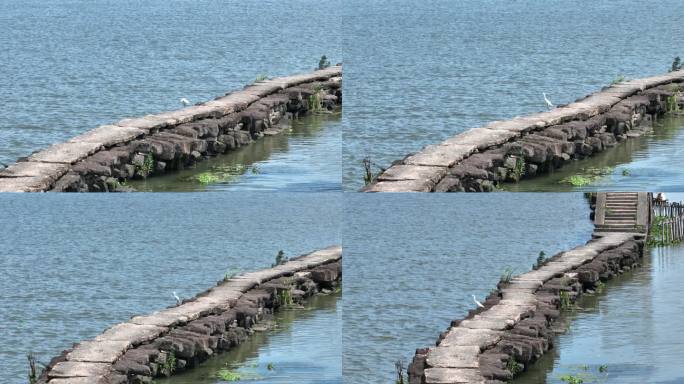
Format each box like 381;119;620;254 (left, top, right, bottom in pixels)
459;318;511;331
48;361;110;378
364;179;435;192
439;328;502;349
377;164;446;182
48;378;108;384
66;340;132;363
424;367;485;384
27;142;103;164
404;144;477;167
68;125;145;147
442;128;518;149
94;323;167;345
426;346;480;368
0;176;54;192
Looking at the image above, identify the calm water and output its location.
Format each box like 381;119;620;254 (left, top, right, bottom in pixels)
506;116;684;192
0;193;341;384
157;293;341;384
0;0;341;188
341;0;684;190
129;112;342;192
342;193;594;384
513;244;684;384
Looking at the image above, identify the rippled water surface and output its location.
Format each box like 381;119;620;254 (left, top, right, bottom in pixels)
342;0;684;190
0;193;341;384
342;193;594;383
0;0;341;188
513;244;684;384
506;116;684;192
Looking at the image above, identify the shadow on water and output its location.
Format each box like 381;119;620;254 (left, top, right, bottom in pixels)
505;115;684;192
155;292;341;384
128;110;341;192
511;244;684;384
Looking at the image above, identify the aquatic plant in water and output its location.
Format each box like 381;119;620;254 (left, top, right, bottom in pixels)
217;369;241;381
671;56;682;72
611;75;626;84
255;73;269;82
192;164;248;185
28;353;37;384
318;55;331;70
395;359;407;384
499;267;514;284
559;167;614;187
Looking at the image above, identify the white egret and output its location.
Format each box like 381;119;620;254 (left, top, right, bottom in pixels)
180;98;192;106
472;294;485;308
173;291;181;305
543;93;555;109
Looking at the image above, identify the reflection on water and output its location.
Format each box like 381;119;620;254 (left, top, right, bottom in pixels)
504;116;684;192
156;293;341;384
129;112;341;192
342;193;593;384
512;245;684;384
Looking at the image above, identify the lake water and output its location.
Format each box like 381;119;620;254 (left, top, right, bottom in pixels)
512;244;684;384
0;193;341;384
341;0;684;190
0;0;342;189
342;193;594;383
157;293;341;384
506;116;684;192
129;112;341;192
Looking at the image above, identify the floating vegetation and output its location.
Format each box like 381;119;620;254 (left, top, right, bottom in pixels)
560;167;614;187
267;362;275;371
217;369;241;381
251;164;261;174
558;364;609;383
621;168;631;176
190;164;248;185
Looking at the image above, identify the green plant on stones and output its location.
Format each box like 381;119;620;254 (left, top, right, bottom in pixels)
255;73;269;82
671;56;682;72
611;75;626;84
534;251;547;270
223;268;241;281
511;155;526;182
278;288;293;307
595;280;605;293
307;85;325;114
394;359;408;384
272;250;288;267
666;94;680;113
560;374;584;384
362;156;385;185
27;353;38;384
647;216;680;247
318;55;331;70
559;290;572;310
217;368;241;381
506;358;523;376
159;351;177;376
499;267;514;284
135;153;155;178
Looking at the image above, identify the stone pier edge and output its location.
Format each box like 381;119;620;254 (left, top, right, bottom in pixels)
407;201;648;383
38;245;342;384
0;65;342;192
365;69;684;192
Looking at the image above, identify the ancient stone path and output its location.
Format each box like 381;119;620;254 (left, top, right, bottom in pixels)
365;70;684;192
38;246;341;384
408;197;648;383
